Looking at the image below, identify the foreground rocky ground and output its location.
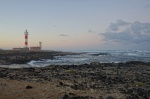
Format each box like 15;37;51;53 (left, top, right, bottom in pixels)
0;61;150;99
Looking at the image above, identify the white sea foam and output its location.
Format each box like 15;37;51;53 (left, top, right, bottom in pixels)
0;64;31;68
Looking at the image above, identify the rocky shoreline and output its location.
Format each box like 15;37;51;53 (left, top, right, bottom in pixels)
0;50;76;65
0;61;150;99
0;50;150;99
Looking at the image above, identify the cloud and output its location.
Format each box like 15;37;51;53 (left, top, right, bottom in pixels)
108;19;130;31
88;29;98;33
101;20;150;44
59;34;69;36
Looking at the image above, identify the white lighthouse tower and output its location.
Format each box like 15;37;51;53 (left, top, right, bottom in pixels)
24;30;29;48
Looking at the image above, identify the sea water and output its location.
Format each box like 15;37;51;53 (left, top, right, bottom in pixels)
28;50;150;67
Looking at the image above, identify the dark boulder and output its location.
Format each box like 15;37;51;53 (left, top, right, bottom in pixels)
106;96;115;99
59;81;64;86
26;85;33;89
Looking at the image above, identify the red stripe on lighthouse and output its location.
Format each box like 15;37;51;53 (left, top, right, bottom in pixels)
25;42;28;45
25;35;28;39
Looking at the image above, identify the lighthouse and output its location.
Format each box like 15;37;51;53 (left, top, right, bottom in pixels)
24;30;29;48
12;30;43;51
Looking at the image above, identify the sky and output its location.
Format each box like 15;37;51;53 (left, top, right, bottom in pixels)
0;0;150;51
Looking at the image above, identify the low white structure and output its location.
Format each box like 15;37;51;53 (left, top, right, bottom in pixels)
30;42;42;51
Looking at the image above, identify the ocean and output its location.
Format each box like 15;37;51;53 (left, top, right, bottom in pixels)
28;50;150;67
